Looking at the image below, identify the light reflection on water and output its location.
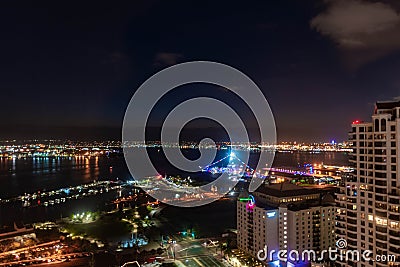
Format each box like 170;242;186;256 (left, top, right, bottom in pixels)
0;151;349;196
0;156;130;198
0;150;348;225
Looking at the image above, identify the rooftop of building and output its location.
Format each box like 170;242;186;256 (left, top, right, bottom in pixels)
375;100;400;110
255;182;321;197
286;193;336;211
238;183;336;211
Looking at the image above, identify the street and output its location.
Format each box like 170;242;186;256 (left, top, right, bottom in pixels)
162;238;230;267
29;257;90;267
178;255;226;267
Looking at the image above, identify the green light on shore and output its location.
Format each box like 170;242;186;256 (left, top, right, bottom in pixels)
239;198;252;202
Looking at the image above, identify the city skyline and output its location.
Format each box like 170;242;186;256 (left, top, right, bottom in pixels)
1;1;400;141
2;1;400;267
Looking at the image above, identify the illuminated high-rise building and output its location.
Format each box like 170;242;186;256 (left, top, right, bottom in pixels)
336;101;400;267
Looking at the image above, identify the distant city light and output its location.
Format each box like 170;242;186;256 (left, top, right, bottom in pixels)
63;188;70;195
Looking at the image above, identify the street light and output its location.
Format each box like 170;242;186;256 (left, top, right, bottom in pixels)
172;240;177;261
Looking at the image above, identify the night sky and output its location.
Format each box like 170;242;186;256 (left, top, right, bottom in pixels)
1;0;400;142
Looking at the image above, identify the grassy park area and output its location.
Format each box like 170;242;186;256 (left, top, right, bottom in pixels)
60;205;157;245
62;211;133;242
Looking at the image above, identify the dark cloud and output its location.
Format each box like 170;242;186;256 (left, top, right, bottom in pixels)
153;52;184;67
311;0;400;69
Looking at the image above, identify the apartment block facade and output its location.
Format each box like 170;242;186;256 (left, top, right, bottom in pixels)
237;183;336;266
336;101;400;267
